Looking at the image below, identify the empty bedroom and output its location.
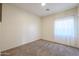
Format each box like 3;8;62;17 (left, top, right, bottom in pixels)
0;3;79;56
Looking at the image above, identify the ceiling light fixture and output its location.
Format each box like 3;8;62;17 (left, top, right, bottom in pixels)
41;3;46;6
46;8;50;11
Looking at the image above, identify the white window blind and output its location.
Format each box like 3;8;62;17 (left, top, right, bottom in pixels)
54;16;74;38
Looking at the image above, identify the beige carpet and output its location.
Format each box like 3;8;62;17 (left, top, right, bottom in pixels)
1;39;79;56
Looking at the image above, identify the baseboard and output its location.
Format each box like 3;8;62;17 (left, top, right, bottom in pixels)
41;39;79;50
1;39;41;53
1;39;79;53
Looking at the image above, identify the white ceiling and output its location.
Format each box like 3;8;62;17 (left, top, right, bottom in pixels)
11;3;78;17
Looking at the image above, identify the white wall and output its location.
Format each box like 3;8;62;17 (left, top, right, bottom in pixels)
75;7;79;48
42;8;79;48
0;4;41;51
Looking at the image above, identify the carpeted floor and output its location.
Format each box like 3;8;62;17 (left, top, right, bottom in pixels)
1;39;79;56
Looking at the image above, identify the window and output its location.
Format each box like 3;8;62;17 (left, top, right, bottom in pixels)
54;16;74;38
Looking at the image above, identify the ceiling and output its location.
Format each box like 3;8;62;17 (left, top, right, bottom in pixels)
11;3;78;17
